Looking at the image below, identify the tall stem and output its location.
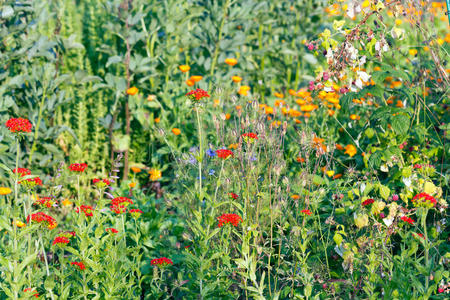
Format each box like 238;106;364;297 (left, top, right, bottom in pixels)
28;88;47;165
422;209;429;291
196;107;203;202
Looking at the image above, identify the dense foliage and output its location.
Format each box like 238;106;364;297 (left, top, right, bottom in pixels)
0;0;449;299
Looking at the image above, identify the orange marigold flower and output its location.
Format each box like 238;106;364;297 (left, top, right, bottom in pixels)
172;128;181;135
149;168;162;181
126;87;138;96
349;114;360;120
344;144;357;157
186;79;195;86
291;194;300;200
179;65;190;72
0;187;12;195
232;76;242;83
154;117;161;123
190;75;203;82
274;92;284;98
225;58;238;66
238;85;250;96
131;166;141;173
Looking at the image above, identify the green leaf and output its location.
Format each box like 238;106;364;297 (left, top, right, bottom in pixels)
379;185;390;200
391;114;410;135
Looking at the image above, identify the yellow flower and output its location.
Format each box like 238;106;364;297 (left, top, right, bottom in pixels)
332;20;345;31
48;222;57;230
172;128;181;135
238;85;250;96
179;65;190;72
349;114;360;120
225;58;238;66
131;167;141;173
371;200;386;215
13;220;26;228
62;199;73;206
232;76;242;83
126;87;138;96
0;187;12;195
344;144;357;157
300;104;317;112
228;143;238;149
264;106;274;115
395;19;402;26
149;168;162;181
326;170;335;177
190;75;203;82
409;49;418;56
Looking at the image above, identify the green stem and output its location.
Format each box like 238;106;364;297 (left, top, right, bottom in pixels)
40;234;55;300
28;88;47;165
196;107;203;202
208;0;230;91
422;209;429;291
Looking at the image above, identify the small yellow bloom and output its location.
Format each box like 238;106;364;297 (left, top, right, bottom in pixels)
225;58;238;66
0;187;12;195
179;65;190;73
326;170;335;177
344;144;357;157
238;85;250;96
395;19;402;26
149;168;162;181
126;87;138;96
62;199;73;206
232;76;242;83
409;49;418;56
264;106;274;115
349;114;360;120
190;75;203;82
172;128;181;135
228;143;238;149
48;222;57;230
300;104;317;112
13;220;26;228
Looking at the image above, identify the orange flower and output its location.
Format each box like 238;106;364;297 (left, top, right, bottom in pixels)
274;92;284;99
344;144;357;157
172;128;181;135
395;100;404;107
291;194;300;200
300;104;317;112
154;117;161;123
128;182;136;188
235;105;242;110
232;76;242;83
238;85;250;96
179;65;190;72
349;114;360;120
296;157;305;163
186;79;195;86
333;173;343;179
225;58;238;66
228;143;238;149
225;113;231;120
288;89;296;96
190;75;203;82
265;106;274;115
335;144;344;150
126;87;138;96
131;167;141;173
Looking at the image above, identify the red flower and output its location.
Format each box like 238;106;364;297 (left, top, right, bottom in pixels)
6;118;32;133
150;257;173;267
186;88;210;101
68;163;88;172
412;192;437;208
301;209;312;216
52;236;70;246
60;231;76;238
400;216;414;225
362;199;375;206
229;193;239;200
110;204;127;214
217;213;242;228
413;232;424;239
93;178;110;187
111;197;133;206
13;168;31;176
19;176;42;188
106;228;118;234
216;149;234;159
75;205;94;217
27;212;56;229
33;196;55;208
23;288;39;298
129;209;143;218
71;261;86;270
241;133;258;142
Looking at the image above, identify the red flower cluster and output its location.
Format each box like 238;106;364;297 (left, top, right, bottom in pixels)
33;196;55;208
400;216;414;225
301;209;312;216
6;118;32;133
19;176;42;188
68;163;88;172
93;178;110;187
13;168;31;176
229;193;239;200
71;261;86;270
76;205;94;217
129;209;143;218
412;193;437;208
217;213;242;228
106;228;118;234
362;199;375;206
52;236;70;246
241;133;258;142
216;149;234;159
60;231;76;238
27;212;56;229
151;257;173;267
186;88;210;101
110;197;133;214
23;288;39;298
